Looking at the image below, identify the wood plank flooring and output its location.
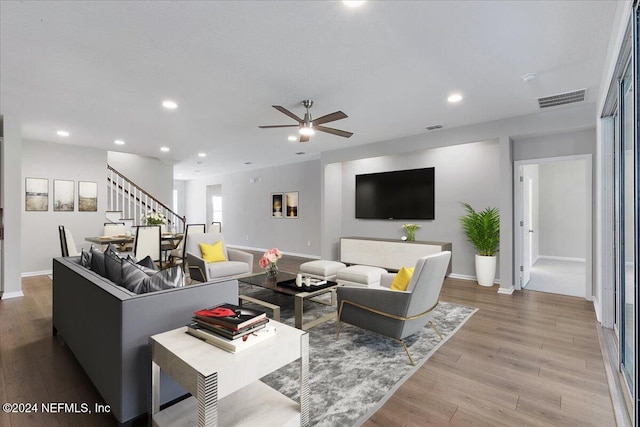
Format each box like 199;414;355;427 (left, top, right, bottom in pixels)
0;253;615;426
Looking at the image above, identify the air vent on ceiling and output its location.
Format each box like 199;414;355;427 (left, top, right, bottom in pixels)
538;89;586;109
425;124;443;131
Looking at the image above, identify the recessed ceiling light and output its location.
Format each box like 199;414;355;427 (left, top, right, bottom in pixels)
447;93;463;103
114;139;125;145
288;136;297;142
295;152;306;155
162;100;178;110
522;73;538;82
160;147;170;152
56;130;69;137
198;152;206;157
244;161;253;165
343;0;366;7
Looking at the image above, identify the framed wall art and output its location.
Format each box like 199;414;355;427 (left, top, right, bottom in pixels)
78;181;98;212
54;179;75;211
271;193;283;218
285;191;298;219
25;177;49;211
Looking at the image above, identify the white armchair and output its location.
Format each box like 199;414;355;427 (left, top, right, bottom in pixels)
337;251;451;365
186;232;253;281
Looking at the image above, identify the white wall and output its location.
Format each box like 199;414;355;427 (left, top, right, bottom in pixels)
184;160;322;256
108;151;174;207
22;140;107;274
538;160;587;259
1;115;22;296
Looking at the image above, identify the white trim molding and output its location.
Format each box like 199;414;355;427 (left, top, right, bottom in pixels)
21;269;52;278
497;286;515;295
1;290;24;299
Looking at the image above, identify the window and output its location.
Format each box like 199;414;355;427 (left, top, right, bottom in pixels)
212;195;222;223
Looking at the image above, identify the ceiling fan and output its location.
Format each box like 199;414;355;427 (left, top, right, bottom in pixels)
259;99;353;142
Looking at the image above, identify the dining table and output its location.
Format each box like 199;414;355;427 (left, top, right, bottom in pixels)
85;233;184;254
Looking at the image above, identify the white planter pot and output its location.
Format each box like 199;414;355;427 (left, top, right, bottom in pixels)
475;254;497;287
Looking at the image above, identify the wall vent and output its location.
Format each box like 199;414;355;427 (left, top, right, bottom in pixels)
425;124;443;131
538;89;586;109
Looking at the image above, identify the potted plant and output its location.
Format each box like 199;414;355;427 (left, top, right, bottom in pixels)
459;203;500;287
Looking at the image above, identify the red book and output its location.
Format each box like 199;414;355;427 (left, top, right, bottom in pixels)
194;303;267;331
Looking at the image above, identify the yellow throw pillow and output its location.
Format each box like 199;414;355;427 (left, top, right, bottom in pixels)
390;267;414;291
199;241;227;263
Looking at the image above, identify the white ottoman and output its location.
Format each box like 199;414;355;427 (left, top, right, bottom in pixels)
299;260;347;281
336;265;388;288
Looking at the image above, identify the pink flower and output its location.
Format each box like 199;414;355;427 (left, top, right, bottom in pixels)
260;247;283;269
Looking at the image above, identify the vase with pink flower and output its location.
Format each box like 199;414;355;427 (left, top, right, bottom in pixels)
260;248;283;278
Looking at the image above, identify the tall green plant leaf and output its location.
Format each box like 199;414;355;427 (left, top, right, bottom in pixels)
459;202;500;256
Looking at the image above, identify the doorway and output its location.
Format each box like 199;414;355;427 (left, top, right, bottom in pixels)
514;156;592;298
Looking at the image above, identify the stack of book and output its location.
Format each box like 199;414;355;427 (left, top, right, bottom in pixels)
186;303;275;353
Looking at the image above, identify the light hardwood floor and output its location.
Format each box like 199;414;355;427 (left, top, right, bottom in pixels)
0;254;615;426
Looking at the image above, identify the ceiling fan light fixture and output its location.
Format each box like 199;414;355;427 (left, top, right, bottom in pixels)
299;126;315;136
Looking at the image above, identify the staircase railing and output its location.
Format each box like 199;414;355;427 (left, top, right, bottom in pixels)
107;165;186;233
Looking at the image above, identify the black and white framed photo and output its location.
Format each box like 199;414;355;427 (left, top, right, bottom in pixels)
271;193;283;218
54;179;75;211
25;177;49;211
285;191;298;219
78;181;98;212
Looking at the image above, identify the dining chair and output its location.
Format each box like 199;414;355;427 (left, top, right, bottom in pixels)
208;222;222;233
178;223;206;273
58;225;80;257
134;225;162;269
103;222;127;236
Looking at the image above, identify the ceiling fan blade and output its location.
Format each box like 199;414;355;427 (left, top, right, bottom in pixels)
313;111;348;125
258;125;299;128
316;125;353;138
273;105;303;123
299;134;310;143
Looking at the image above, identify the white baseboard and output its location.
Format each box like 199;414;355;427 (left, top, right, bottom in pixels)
1;290;24;299
227;245;321;260
497;286;515;295
22;269;52;278
448;273;500;285
538;255;586;263
592;296;601;323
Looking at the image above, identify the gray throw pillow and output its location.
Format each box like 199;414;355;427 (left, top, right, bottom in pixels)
104;248;123;284
120;258;150;292
80;249;92;268
120;260;184;294
125;255;158;276
90;247;107;277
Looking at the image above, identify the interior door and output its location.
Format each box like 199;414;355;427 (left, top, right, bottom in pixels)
522;176;533;287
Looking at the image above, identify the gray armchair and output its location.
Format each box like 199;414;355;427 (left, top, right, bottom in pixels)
186;232;253;281
336;251;451;365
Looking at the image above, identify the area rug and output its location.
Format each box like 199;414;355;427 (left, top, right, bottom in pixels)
238;282;477;427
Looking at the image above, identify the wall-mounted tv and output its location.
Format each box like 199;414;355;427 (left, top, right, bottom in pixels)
355;167;435;220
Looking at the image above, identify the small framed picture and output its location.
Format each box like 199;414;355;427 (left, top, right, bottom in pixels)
285;191;298;219
271;193;284;218
25;177;49;211
54;180;75;211
78;181;98;212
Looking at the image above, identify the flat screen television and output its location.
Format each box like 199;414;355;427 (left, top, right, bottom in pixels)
355;167;435;220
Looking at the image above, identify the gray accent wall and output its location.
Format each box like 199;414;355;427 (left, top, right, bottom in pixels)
337;140;501;278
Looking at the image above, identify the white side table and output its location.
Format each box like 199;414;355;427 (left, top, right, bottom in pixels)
149;320;309;427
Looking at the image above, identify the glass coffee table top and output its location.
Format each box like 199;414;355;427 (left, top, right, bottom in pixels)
242;271;337;295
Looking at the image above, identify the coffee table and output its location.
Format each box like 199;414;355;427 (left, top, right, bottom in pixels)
240;271;339;330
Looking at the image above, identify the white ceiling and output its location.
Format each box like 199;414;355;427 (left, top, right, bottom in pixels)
0;1;620;179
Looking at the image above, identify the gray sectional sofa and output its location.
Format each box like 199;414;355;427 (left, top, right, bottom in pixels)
52;256;238;426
